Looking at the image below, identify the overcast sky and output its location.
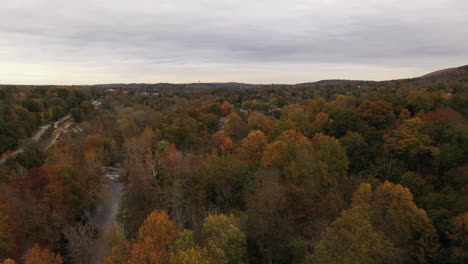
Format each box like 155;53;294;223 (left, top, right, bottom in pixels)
0;0;467;84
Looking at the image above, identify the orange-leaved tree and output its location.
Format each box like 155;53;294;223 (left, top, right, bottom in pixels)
23;244;63;264
128;210;178;264
240;130;267;162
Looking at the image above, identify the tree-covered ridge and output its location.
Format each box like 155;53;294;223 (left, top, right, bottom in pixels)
0;66;466;263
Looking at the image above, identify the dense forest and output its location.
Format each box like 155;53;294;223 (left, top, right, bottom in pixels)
0;65;467;264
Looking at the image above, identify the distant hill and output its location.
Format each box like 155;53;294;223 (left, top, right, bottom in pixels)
192;82;258;88
297;79;377;86
2;64;466;88
92;64;468;88
420;65;468;78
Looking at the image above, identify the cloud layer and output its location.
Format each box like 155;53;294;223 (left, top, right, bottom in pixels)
1;0;467;84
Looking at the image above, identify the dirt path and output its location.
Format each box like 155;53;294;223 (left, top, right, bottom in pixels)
0;114;71;164
45;120;73;150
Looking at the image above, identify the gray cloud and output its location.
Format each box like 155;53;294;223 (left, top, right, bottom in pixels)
0;0;467;84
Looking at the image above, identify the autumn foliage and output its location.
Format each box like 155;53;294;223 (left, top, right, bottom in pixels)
1;72;467;264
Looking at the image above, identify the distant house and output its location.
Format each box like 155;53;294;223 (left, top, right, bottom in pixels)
219;117;228;129
91;100;102;107
71;126;83;133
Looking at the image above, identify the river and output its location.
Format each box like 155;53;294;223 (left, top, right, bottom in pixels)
86;164;124;264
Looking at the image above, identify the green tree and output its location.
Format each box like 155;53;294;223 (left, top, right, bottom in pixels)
406;90;436;112
310;209;399;264
171;230;198;253
202;214;247;264
281;105;312;136
16;143;45;169
312;133;349;187
170;248;209;264
340;131;370;174
71;107;84;122
170;230;210;264
262;130;328;195
399;171;426;197
329;108;360;138
385;118;433;169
